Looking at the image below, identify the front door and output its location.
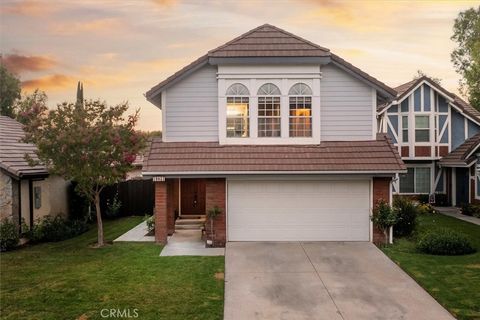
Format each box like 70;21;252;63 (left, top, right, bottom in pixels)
181;179;206;215
456;168;469;206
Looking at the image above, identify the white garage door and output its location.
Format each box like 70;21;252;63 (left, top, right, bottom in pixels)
227;180;371;241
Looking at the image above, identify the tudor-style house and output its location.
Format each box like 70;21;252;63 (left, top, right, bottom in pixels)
378;77;480;206
143;24;406;246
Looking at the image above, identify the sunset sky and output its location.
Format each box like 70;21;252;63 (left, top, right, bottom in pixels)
0;0;478;131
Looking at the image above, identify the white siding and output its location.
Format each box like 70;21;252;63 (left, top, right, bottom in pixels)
165;65;218;141
320;64;374;140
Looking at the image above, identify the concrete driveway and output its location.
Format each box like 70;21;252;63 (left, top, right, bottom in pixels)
224;242;454;320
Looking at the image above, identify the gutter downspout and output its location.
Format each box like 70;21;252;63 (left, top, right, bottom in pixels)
28;179;33;230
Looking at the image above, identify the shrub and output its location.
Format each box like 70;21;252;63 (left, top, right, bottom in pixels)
0;218;19;251
461;203;480;217
416;229;476;255
105;193;122;218
145;215;154;233
371;200;397;243
417;203;436;215
29;215;89;243
417;194;430;204
393;197;417;237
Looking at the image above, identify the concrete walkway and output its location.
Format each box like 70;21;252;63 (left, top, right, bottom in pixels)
225;242;454;320
160;230;225;256
113;221;155;242
435;206;480;226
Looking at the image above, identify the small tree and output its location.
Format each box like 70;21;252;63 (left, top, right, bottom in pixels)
19;98;145;246
0;64;21;117
206;206;222;245
371;200;398;244
451;6;480;109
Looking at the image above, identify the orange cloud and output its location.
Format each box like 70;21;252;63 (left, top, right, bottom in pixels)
22;74;77;91
1;53;57;74
0;0;57;16
151;0;177;6
49;18;123;35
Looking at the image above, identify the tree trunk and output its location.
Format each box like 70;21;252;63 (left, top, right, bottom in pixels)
94;192;104;246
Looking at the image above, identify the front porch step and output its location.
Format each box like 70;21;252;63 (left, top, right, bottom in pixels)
178;215;205;220
175;215;205;230
176;218;206;225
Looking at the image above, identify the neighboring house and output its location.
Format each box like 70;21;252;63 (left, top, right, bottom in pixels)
142;24;405;246
378;76;480;206
125;155;144;180
0;116;69;230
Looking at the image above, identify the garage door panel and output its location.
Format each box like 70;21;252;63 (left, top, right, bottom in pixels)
227;180;370;241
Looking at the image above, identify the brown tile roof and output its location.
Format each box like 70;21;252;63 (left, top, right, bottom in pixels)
146;24;396;100
379;76;480;123
143;134;405;174
0;116;48;178
439;133;480;167
208;24;330;57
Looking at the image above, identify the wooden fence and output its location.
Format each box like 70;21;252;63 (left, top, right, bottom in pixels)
100;179;154;217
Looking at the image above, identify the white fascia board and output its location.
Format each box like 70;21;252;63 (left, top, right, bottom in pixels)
142;170;406;176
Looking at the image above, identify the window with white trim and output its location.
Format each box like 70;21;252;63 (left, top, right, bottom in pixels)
226;83;249;138
402;116;408;142
399;167;431;194
258;83;281;137
288;83;312;137
415;115;430;142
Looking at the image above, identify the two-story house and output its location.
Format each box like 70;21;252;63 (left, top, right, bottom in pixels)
378;77;480;206
142;24;405;246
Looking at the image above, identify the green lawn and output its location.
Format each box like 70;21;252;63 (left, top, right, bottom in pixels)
382;213;480;320
0;217;224;320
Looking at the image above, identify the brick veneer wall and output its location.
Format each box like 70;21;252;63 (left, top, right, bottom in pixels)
154;181;168;244
372;177;391;244
205;178;226;247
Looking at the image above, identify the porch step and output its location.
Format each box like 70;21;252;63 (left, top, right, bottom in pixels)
175;224;204;230
178;215;205;220
175;215;206;230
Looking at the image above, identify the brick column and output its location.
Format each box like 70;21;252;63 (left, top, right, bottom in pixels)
372;177;391;244
205;178;226;247
155;181;168;244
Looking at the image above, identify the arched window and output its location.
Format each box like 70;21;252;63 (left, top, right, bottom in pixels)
226;83;249;138
226;83;249;96
257;83;281;137
289;83;312;137
288;83;312;95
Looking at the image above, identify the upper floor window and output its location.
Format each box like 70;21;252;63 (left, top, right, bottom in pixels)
289;83;312;137
402;116;408;142
258;83;281;137
415;115;430;142
226;83;249;138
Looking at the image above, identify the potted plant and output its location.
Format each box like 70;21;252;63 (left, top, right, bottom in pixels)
206;205;222;247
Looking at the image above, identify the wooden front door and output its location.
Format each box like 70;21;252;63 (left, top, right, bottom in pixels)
181;179;206;215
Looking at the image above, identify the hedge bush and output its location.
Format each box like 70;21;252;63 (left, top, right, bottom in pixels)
0;218;19;251
416;229;476;255
461;204;480;218
393;197;417;237
29;215;89;243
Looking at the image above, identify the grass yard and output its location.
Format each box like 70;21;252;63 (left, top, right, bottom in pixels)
0;216;224;320
382;213;480;320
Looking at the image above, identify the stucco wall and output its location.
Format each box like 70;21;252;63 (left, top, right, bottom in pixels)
0;172;13;220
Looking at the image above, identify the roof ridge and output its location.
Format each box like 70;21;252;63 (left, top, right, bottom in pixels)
208;24;330;55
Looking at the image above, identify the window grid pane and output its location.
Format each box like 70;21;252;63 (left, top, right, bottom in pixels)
289;96;312;137
415;168;431;193
258;96;281;137
399;168;415;193
226;97;249;138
